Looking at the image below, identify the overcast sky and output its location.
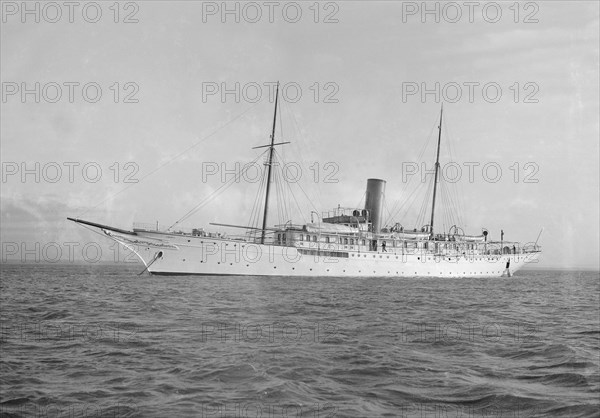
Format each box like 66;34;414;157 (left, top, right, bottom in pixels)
1;1;598;269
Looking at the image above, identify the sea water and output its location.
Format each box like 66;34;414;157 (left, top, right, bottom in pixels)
1;264;598;417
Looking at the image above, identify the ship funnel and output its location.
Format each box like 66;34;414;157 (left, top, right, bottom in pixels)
364;178;386;233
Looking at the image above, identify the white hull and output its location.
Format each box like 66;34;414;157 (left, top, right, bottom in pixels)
108;230;540;278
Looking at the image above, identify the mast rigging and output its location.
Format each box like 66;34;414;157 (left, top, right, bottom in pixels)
429;104;443;239
260;82;280;244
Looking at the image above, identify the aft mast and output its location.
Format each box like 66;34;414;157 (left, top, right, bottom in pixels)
260;82;280;244
429;104;443;239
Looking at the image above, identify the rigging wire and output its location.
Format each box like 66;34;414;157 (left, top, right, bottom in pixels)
248;161;268;232
280;99;324;212
168;149;269;230
274;164;285;225
271;149;310;226
77;101;263;218
415;176;434;230
279;161;291;224
275;97;291;225
250;165;268;240
442;115;466;227
272;148;317;222
271;147;321;217
385;117;437;225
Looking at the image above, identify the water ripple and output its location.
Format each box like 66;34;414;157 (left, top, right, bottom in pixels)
0;265;598;417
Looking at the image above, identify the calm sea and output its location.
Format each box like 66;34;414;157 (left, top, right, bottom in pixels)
0;264;598;417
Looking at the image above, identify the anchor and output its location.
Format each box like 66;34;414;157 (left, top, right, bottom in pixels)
138;251;163;276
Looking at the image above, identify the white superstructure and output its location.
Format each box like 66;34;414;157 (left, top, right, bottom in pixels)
97;222;540;277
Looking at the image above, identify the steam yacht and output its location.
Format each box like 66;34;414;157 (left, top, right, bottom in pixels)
69;85;541;277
